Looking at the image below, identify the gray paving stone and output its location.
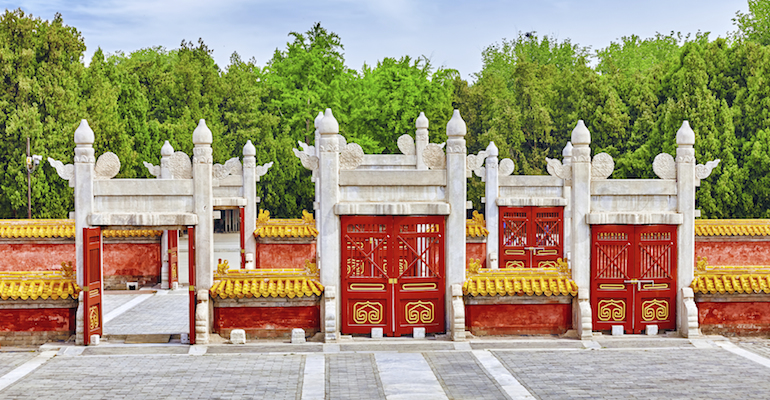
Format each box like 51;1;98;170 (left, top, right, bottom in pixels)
104;292;188;335
102;294;143;315
207;344;323;354
0;352;37;377
493;348;770;399
339;342;454;352
326;353;385;400
425;351;510;400
470;340;584;350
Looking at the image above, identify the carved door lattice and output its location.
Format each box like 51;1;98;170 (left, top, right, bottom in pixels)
591;225;677;334
341;216;444;336
500;207;563;269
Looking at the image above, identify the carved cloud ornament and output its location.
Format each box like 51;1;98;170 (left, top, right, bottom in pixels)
293;141;318;171
466;150;487;178
423;143;446;170
213;158;243;180
340;143;365;170
48;158;74;187
591;153;614;180
143;162;160;178
545;157;571;180
653;153;676;180
695;159;720;183
256;162;274;181
397;134;416;155
94;152;120;179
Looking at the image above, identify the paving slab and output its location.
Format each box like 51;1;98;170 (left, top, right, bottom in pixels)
425;351;511;400
81;346;189;356
207;344;324;354
326;353;385;400
103;292;188;336
470;340;584;350
339;342;454;352
0;353;37;378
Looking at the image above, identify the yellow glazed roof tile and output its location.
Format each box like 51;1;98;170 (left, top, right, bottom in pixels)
0;263;79;300
0;219;161;238
254;210;319;238
695;219;770;237
463;258;577;297
692;257;770;295
466;211;489;238
210;260;323;299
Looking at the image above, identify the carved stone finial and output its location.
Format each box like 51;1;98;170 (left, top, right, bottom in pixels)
571;120;590;145
161;141;174;157
319;108;339;135
562;142;573;157
416;112;429;129
486;141;498;157
446;110;467;137
74;119;94;145
653;153;676;180
314;111;324;130
676;121;695;146
192;119;213;145
243;140;256;157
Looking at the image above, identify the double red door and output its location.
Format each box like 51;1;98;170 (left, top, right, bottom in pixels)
500;207;563;268
591;225;677;333
341;216;444;336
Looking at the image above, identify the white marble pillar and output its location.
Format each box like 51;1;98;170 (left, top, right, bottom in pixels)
160;141;173;289
675;121;700;337
562;142;573;264
318;109;341;342
73;119;95;346
313;111;323;259
445;110;467;340
570;121;593;339
243;140;258;270
415;112;429;170
484;142;499;269
192;119;214;344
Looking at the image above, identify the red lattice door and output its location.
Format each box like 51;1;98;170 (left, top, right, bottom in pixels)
83;227;102;345
591;225;677;334
341;216;445;336
500;207;563;268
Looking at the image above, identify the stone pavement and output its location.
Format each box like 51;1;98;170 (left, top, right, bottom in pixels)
1;336;770;399
102;288;189;339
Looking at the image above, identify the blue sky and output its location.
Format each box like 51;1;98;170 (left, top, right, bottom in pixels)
4;0;749;80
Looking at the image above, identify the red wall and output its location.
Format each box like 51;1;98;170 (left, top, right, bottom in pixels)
0;243;75;271
0;308;76;332
103;243;160;277
256;243;316;269
213;306;320;338
695;241;770;266
465;303;572;335
698;301;770;335
466;243;486;268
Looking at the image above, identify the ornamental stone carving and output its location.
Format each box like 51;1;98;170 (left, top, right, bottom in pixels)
169;152;192;179
695;159;720;180
293;141;319;171
48;158;74;187
545;157;571;180
256;162;273;181
466;150;487;178
340;143;365;170
499;158;515;177
652;153;676;180
94;152;120;179
423;143;446;170
213;158;242;180
398;134;416;155
591;153;614;180
193;147;213;164
143;161;160;177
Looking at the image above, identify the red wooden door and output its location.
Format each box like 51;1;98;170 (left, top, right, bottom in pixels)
591;225;677;334
168;230;179;288
239;207;245;269
187;226;196;345
83;227;102;345
341;216;445;337
500;207;563;268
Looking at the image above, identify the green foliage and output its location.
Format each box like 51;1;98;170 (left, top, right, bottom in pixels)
734;0;770;45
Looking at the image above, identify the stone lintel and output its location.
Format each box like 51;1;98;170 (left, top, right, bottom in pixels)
586;212;683;225
334;203;450;215
89;213;198;226
94;179;194;196
499;175;563;187
213;197;247;207
339;170;446;186
591;179;677;196
496;197;567;207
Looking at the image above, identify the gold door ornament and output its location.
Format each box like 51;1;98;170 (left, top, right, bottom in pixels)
641;299;669;321
597;299;626;321
347;259;364;276
89;305;100;330
405;301;434;324
353;301;383;324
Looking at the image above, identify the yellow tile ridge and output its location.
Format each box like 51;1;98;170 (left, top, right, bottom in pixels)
692;256;770;295
466;210;489;238
695;219;770;237
0;262;80;300
463;258;577;297
210;260;323;299
0;219;161;238
254;210;319;238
